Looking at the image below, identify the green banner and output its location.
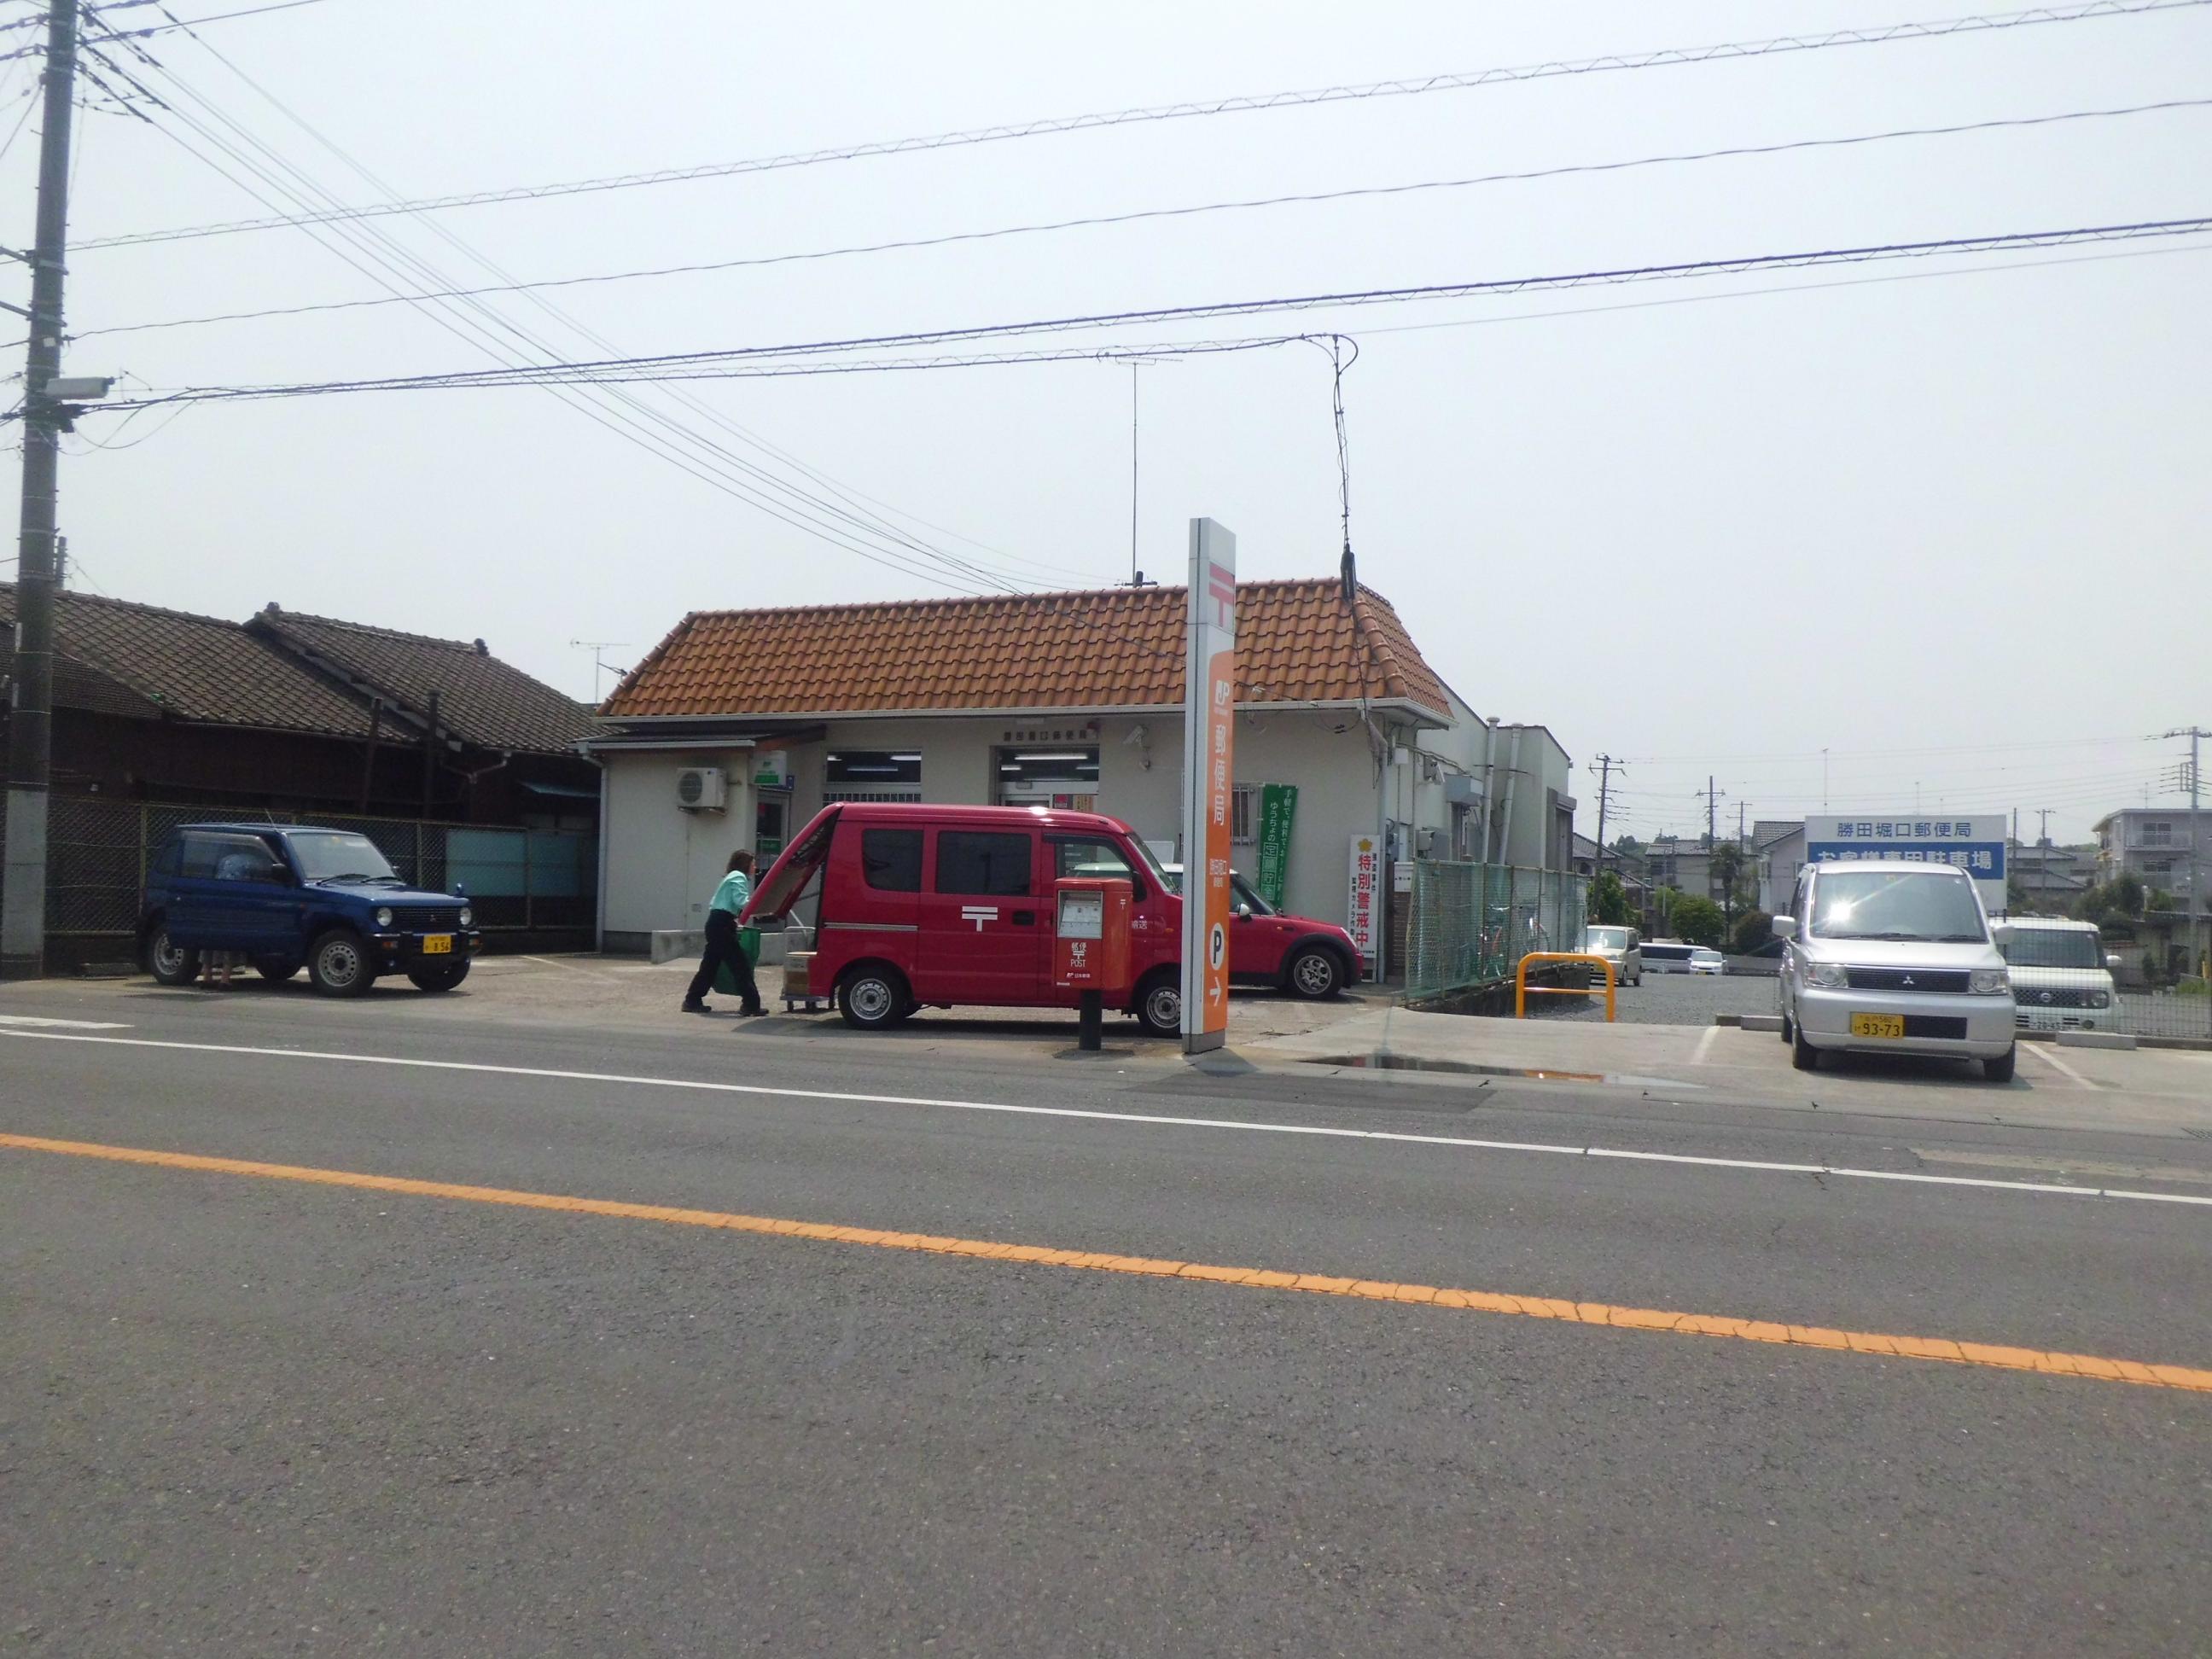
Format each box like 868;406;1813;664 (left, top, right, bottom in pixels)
1254;783;1298;910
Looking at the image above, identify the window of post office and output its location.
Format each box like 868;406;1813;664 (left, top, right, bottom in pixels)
1230;784;1258;847
861;828;923;892
935;831;1033;896
825;751;922;804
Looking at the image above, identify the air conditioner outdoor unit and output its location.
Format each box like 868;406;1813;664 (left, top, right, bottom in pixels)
675;766;726;812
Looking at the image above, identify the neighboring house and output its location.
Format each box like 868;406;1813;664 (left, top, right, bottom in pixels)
2007;841;2096;913
2093;807;2210;917
591;579;1570;953
0;585;607;969
0;585;602;822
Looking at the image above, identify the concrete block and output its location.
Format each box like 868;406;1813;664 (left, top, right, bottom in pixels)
1738;1014;1784;1033
2057;1030;2136;1051
649;928;789;967
649;928;701;965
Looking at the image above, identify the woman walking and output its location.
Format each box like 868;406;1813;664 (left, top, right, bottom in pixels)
682;850;765;1016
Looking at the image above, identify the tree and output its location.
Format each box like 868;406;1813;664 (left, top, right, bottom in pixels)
1708;843;1750;933
2078;872;2146;927
1611;835;1644;858
1587;870;1632;926
1672;895;1726;947
1731;909;1774;955
1651;885;1682;934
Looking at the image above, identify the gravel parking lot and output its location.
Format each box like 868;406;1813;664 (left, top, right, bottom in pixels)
1526;968;1776;1027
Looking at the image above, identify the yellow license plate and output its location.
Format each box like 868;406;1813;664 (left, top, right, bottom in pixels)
1849;1013;1904;1039
422;934;453;955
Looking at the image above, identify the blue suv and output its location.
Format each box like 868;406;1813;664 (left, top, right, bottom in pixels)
139;823;481;997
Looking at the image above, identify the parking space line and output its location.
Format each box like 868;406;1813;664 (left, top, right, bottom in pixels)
1692;1026;1722;1065
4;1028;2209;1210
2023;1041;2101;1091
3;1128;2207;1394
0;1014;131;1030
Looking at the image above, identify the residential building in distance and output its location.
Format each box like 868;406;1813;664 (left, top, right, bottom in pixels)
2007;840;2097;914
2093;806;2209;918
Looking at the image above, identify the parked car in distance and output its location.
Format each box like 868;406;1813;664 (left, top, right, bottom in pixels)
1997;915;2119;1033
1582;924;1642;986
1640;940;1698;975
1687;947;1726;975
140;823;480;997
744;804;1362;1036
1160;862;1366;1000
1774;859;2017;1081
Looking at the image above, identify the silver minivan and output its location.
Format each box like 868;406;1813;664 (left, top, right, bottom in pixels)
1774;859;2017;1081
1584;925;1643;987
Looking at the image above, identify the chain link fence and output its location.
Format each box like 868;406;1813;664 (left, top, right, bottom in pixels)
1404;859;1589;999
8;795;595;957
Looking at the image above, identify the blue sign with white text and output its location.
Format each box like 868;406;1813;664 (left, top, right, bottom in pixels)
1806;841;2006;878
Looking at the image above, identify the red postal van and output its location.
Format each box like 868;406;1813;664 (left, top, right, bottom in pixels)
742;803;1359;1035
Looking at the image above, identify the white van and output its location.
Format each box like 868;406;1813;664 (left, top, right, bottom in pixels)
1641;941;1698;975
1998;916;2118;1033
1774;859;2017;1081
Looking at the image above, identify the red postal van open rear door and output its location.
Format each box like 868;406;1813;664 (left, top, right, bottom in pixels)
743;806;840;924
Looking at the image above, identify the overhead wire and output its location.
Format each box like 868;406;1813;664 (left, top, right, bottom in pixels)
76;15;1050;597
68;0;2212;250
73;96;2212;340
125;5;1085;590
88;216;2212;408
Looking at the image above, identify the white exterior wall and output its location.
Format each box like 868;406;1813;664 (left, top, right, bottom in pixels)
1495;725;1573;870
600;745;759;945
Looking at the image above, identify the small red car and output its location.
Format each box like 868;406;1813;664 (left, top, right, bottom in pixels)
743;803;1359;1035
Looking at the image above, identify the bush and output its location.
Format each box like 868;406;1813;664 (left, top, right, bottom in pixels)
1730;910;1773;956
1671;895;1726;948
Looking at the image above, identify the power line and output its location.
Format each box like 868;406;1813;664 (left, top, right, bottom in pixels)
134;5;1089;591
90;216;2212;409
82;15;1067;598
73;96;2212;341
68;0;2212;251
79;23;1026;599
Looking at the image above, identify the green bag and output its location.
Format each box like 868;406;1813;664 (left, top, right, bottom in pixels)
713;927;762;995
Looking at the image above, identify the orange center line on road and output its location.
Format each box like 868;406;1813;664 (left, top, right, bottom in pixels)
3;1129;2208;1395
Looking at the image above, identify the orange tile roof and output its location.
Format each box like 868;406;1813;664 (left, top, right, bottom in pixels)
604;579;1452;721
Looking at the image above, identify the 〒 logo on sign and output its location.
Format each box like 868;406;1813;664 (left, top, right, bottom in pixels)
959;905;998;931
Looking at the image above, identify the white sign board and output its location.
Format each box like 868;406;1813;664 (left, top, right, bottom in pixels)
1802;813;2009;913
1347;835;1381;970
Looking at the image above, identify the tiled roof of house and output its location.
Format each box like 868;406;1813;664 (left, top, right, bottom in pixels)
604;579;1452;720
249;607;600;756
0;584;413;740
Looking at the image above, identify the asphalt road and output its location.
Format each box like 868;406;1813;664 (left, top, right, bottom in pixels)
3;978;2209;1655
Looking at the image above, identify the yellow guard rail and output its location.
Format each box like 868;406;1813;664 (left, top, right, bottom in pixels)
1515;952;1616;1021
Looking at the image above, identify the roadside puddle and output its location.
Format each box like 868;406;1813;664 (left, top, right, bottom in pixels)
1303;1053;1705;1090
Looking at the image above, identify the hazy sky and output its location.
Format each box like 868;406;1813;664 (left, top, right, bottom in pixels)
7;0;2208;843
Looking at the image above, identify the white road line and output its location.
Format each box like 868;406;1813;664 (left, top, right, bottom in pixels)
1692;1026;1722;1066
517;955;618;978
0;1014;132;1030
2023;1041;2101;1091
3;1028;2208;1210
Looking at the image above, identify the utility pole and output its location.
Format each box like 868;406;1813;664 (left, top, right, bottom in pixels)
2;0;83;981
2165;725;2206;978
2036;807;2054;843
1592;754;1619;875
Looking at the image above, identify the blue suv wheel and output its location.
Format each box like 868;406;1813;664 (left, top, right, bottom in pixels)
308;929;375;998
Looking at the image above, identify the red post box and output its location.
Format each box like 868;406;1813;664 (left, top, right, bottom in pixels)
1052;876;1133;997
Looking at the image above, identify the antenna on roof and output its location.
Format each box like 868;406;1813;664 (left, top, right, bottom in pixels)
570;638;630;702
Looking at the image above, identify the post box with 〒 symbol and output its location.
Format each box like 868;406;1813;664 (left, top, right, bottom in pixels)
1052;877;1132;997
